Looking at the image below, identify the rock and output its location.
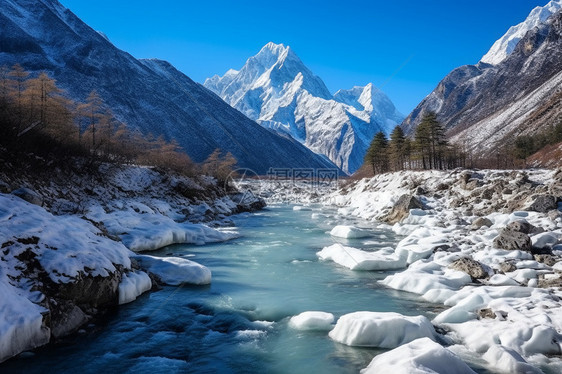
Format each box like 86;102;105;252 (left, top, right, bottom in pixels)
506;220;541;235
525;195;558;213
449;258;489;281
49;300;89;339
538;275;562;288
534;254;557;267
548;210;561;221
480;187;495;200
471;217;493;230
502;188;513;195
11;187;43;206
54;271;121;309
478;308;496;319
0;179;10;193
493;228;532;252
414;186;426;195
381;194;423;224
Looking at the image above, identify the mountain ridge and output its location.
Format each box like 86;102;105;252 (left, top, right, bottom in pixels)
204;42;403;174
401;6;562;158
0;0;337;174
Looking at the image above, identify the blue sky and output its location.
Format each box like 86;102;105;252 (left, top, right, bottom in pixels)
60;0;545;114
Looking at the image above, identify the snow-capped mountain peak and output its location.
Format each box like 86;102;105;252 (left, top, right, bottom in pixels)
204;43;404;174
481;0;562;65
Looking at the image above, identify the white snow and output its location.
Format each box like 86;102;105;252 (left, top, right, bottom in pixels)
481;0;562;65
0;194;132;283
329;225;371;239
288;311;335;331
482;344;544;374
360;338;476;374
133;255;211;285
118;271;152;305
317;244;406;271
87;206;239;252
0;280;50;363
329;312;436;348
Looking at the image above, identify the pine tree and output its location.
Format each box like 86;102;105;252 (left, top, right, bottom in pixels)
389;126;407;171
365;131;389;175
415;118;432;169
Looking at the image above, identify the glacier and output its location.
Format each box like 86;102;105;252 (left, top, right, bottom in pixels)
204;42;404;174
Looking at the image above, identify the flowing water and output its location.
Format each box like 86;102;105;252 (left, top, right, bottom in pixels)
3;204;443;374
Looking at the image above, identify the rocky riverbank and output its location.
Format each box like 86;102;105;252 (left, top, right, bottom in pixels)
259;168;562;373
0;161;264;363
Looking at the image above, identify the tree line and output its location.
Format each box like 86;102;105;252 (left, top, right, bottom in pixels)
363;112;467;175
0;64;238;182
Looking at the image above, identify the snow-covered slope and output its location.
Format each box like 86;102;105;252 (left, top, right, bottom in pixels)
402;8;562;156
204;43;403;174
481;0;562;65
0;0;337;174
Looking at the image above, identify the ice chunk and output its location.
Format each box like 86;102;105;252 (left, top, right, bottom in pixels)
330;225;371;239
317;244;406;271
289;311;335;331
361;338;476;374
133;255;211;285
329;312;435;348
118;271;152;305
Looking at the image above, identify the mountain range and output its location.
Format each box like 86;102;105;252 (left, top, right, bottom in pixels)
0;0;337;174
204;43;404;174
402;0;562;157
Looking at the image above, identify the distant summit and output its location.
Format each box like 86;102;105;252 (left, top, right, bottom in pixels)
205;42;403;174
481;0;562;65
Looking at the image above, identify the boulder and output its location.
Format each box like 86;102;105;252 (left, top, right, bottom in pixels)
49;300;89;339
470;217;493;230
499;262;517;273
11;187;43;206
449;258;489;281
493;228;532;252
525;195;558;213
506;220;541;235
534;254;557;267
478;308;495;319
381;194;423;224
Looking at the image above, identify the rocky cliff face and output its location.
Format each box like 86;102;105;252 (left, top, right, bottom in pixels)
0;0;336;174
402;10;562;157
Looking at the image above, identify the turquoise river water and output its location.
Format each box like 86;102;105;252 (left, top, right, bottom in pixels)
3;204;450;374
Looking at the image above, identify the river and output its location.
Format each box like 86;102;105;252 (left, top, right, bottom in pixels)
3;204;443;374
